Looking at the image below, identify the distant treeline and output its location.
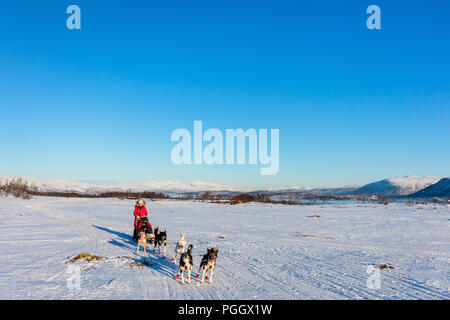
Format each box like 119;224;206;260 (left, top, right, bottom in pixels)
176;192;305;205
30;190;170;199
0;178;168;200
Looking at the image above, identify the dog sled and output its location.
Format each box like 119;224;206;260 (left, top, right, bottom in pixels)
134;225;219;285
130;201;218;285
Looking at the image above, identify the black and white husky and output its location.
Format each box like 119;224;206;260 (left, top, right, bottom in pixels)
195;248;218;284
153;227;167;254
175;244;193;285
171;234;187;262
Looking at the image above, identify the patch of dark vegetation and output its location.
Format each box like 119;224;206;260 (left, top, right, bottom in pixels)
377;198;390;205
0;178;37;199
35;192;98;198
227;193;302;205
17;212;32;216
30;190;169;200
67;253;104;263
176;192;304;205
230;193;271;205
296;232;315;238
66;254;153;268
127;261;152;267
103;191;169;200
115;256;131;260
376;263;394;269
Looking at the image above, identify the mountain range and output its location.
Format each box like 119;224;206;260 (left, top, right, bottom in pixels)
352;176;443;197
0;175;247;194
0;174;448;198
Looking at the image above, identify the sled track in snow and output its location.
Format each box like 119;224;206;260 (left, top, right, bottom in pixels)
129;251;227;299
271;247;449;299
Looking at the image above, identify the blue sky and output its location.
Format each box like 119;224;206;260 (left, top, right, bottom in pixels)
0;0;449;189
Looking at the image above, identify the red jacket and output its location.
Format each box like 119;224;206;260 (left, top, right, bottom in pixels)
133;206;148;227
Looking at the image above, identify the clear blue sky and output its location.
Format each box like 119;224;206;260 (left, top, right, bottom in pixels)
0;0;449;189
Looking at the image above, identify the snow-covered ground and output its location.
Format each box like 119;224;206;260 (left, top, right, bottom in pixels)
0;197;448;300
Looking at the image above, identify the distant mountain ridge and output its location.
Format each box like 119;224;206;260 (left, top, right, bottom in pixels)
1;174;448;198
353;176;442;197
408;178;450;198
0;175;247;194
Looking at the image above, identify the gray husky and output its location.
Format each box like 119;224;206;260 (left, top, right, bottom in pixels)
195;248;218;284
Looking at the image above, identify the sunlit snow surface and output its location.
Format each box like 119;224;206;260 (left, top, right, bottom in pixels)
0;197;448;299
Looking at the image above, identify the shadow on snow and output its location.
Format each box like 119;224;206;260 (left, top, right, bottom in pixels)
92;224;179;278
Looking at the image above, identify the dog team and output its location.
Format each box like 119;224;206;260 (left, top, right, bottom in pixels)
133;199;218;285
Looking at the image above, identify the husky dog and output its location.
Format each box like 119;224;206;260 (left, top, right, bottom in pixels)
153;227;167;254
136;231;147;254
195;248;218;284
175;244;193;285
138;217;154;244
171;234;187;262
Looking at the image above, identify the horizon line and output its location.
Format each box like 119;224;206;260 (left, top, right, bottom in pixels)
0;173;446;192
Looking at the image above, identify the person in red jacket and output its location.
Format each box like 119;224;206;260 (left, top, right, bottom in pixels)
133;199;152;241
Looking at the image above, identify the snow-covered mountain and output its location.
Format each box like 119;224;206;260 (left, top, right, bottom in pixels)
0;175;248;194
408;178;450;198
354;176;443;197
